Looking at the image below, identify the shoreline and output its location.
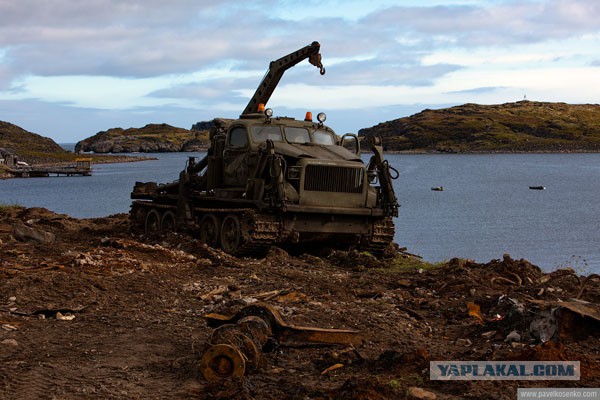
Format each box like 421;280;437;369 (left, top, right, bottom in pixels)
0;154;156;179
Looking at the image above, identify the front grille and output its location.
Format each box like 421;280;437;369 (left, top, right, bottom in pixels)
304;165;364;193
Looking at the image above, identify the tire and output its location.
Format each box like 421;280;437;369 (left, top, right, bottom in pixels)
161;210;177;232
145;209;161;234
220;214;243;255
199;214;221;247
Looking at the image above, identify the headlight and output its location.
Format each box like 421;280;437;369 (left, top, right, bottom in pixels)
265;108;273;117
317;112;326;123
287;166;302;180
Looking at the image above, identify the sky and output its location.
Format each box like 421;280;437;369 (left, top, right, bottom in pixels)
0;0;599;143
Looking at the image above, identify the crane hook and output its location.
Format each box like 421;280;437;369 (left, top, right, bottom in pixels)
309;53;326;75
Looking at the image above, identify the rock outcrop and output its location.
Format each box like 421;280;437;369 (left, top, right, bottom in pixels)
0;121;71;164
359;101;600;152
75;123;209;153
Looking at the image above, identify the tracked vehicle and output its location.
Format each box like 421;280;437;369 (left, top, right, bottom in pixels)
130;41;399;256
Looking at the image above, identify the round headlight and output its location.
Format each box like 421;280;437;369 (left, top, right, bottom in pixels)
265;108;273;117
317;112;327;123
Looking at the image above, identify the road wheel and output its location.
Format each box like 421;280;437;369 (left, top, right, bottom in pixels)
145;209;161;234
200;214;220;247
220;214;243;255
161;210;177;232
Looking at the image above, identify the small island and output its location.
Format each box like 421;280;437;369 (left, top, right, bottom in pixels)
359;101;600;153
74;123;211;153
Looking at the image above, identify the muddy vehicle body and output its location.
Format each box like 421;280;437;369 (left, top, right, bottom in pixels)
130;42;399;256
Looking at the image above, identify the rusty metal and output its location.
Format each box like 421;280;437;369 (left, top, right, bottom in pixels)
199;302;362;381
205;302;362;346
199;344;245;381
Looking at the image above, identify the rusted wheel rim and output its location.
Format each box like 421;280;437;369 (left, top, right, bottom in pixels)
144;209;161;234
161;210;177;232
220;214;241;254
200;214;220;247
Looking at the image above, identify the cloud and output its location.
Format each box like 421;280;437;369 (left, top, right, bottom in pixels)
446;86;507;95
1;0;600;142
364;0;600;47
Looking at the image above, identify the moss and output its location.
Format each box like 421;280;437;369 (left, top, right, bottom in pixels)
0;203;22;211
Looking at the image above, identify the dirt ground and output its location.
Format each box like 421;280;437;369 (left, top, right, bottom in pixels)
1;207;598;399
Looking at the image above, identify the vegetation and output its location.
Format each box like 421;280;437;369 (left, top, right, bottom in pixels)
359;101;600;152
0;121;75;164
0;202;22;211
0;121;155;167
74;123;210;153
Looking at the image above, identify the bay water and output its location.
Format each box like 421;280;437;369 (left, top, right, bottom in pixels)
1;150;598;273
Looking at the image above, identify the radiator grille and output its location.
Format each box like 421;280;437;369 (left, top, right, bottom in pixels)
304;165;364;193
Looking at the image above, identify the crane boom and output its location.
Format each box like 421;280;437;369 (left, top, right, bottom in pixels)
242;41;325;115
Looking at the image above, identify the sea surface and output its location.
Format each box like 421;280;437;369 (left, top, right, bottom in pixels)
1;147;598;274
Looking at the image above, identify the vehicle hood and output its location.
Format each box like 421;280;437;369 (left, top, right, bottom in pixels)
271;142;362;162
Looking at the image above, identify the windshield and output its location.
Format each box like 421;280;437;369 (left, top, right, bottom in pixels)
284;127;310;144
251;125;283;142
312;130;336;145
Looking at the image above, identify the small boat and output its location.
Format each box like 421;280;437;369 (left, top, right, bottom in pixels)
529;186;546;190
431;186;444;191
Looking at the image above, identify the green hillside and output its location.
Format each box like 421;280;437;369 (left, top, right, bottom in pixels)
0;121;74;164
358;101;600;152
75;123;210;153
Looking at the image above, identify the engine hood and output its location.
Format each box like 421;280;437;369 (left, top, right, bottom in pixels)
271;142;362;162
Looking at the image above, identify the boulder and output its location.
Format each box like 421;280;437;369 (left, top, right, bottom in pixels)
13;222;55;245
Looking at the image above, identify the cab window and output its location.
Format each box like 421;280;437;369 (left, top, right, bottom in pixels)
284;127;310;144
312;130;335;145
228;127;249;148
251;125;283;142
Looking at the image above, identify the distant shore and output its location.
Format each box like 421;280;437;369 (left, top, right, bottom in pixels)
1;154;156;179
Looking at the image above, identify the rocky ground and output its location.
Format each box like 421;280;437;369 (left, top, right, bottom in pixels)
0;207;598;399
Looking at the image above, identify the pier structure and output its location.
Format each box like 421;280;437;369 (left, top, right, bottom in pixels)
9;158;93;177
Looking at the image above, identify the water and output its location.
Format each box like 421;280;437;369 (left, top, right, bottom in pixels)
1;151;598;273
395;154;600;273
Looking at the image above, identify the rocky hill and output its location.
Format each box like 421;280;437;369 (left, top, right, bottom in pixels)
75;123;210;153
359;101;600;152
0;121;73;164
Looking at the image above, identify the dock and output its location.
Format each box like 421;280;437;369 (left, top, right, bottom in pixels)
8;158;93;178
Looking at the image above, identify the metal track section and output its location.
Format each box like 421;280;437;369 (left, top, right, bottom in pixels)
361;217;395;256
196;208;281;257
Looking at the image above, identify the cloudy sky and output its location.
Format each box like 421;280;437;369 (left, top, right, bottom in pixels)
1;0;599;143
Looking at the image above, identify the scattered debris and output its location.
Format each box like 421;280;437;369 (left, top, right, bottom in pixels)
55;312;76;321
481;330;497;340
407;386;437;400
320;363;344;375
200;302;361;381
505;330;521;343
467;301;484;323
1;324;18;331
1;207;599;398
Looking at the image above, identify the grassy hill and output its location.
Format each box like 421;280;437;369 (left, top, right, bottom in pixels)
358;101;600;152
75;123;210;153
0;121;74;164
